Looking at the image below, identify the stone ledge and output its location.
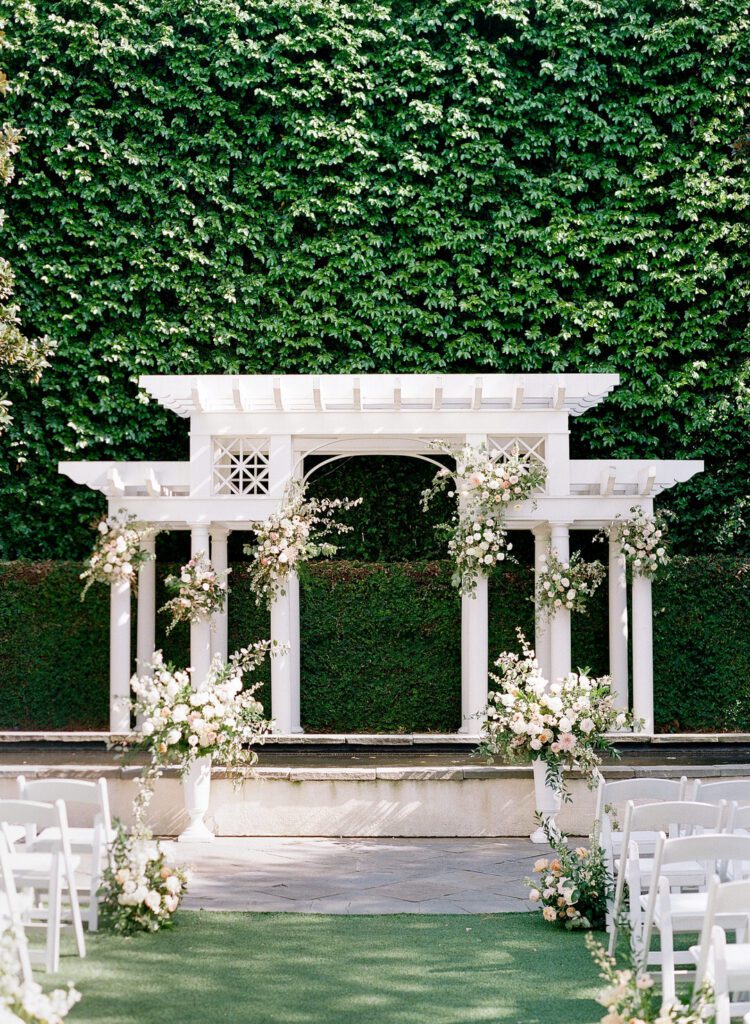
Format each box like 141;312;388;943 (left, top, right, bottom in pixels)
0;762;747;782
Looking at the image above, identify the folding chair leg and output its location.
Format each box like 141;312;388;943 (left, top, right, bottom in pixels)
66;865;86;958
14;924;33;986
657;879;676;1005
46;862;61;974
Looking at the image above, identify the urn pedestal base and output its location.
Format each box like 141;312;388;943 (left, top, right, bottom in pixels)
178;755;215;843
530;758;562;844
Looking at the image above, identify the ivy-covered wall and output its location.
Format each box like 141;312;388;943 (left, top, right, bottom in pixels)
1;0;749;561
1;557;747;733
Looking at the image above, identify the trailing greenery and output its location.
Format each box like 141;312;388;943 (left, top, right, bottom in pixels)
0;0;748;559
0;556;747;733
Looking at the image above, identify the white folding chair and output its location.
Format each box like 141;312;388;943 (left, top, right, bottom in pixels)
0;799;86;973
608;800;726;954
0;834;33;984
694;778;750;807
641;833;750;1004
17;776;114;931
690;875;750;1024
596;776;688;870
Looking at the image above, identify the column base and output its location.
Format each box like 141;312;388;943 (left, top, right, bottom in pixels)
529;826;549;845
178;821;215;844
457;722;481;738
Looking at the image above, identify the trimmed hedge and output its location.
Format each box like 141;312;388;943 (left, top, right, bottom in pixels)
0;556;747;733
1;0;749;559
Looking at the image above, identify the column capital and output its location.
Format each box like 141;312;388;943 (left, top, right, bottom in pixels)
209;526;231;540
531;522;551;538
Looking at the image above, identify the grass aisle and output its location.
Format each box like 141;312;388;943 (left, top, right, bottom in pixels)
51;911;602;1024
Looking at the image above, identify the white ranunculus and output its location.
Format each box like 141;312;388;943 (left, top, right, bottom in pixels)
141;721;155;736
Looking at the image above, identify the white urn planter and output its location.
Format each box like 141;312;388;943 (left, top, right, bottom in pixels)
530;757;562;844
178;755;215;843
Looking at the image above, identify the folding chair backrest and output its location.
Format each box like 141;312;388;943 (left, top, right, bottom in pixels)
694;778;750;805
0;799;60;830
628;800;725;835
730;804;750;832
595;776;687;822
657;831;750;868
17;776;111;830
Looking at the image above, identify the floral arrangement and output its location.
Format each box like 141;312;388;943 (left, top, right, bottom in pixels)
99;774;189;935
536;547;605;617
0;929;80;1022
81;510;153;597
244;482;362;608
98;820;189;936
526;818;611;930
422;442;547;596
479;630;638;798
586;934;712;1024
602;505;670;579
160;551;230;633
129;644;275;774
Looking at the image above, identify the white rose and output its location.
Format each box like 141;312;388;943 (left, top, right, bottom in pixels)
165;875;182;894
115;536;127;553
166;728;181;745
144;890;161;912
567;589;576;600
558;716;572;732
98;521;109;534
121;562;133;575
103;563;113;573
140;721;155;737
164;894;179;913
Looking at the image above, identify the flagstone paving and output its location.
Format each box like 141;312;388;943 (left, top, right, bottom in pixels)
166;836;555;914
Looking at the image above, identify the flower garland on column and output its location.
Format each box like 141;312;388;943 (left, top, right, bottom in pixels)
159;551;230;633
535;547;605;618
421;442;547;596
599;505;671;578
80;510;154;598
244;481;362;609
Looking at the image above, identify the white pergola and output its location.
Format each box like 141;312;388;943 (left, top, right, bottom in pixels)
60;373;703;737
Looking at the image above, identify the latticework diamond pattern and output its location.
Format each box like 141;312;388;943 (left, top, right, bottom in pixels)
488;436;546;466
213;438;270;495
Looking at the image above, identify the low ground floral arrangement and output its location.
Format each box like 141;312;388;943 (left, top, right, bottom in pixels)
479;630;638;798
536;547;605;617
99;778;190;935
244;482;361;608
0;929;80;1022
129;643;275;774
80;510;153;597
601;505;670;579
422;442;547;596
586;933;712;1024
160;551;230;632
526;818;611;930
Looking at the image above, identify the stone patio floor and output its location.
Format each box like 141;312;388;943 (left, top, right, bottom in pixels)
165;836;551;914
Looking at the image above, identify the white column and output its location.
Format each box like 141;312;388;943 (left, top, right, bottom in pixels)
632;572;654;734
548;523;572;685
270;591;295;734
210;527;229;664
460;575;489;736
533;524;552;682
190;525;212;689
268;435;301;734
608;534;629;710
288;572;302;733
109;578;131;733
136;534;156;675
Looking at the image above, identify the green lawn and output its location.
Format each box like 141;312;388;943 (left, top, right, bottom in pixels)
49;912;603;1024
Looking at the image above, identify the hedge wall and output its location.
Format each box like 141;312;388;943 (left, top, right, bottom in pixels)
1;556;747;733
1;0;749;561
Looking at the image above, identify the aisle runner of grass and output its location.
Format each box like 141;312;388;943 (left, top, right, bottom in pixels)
51;912;602;1024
